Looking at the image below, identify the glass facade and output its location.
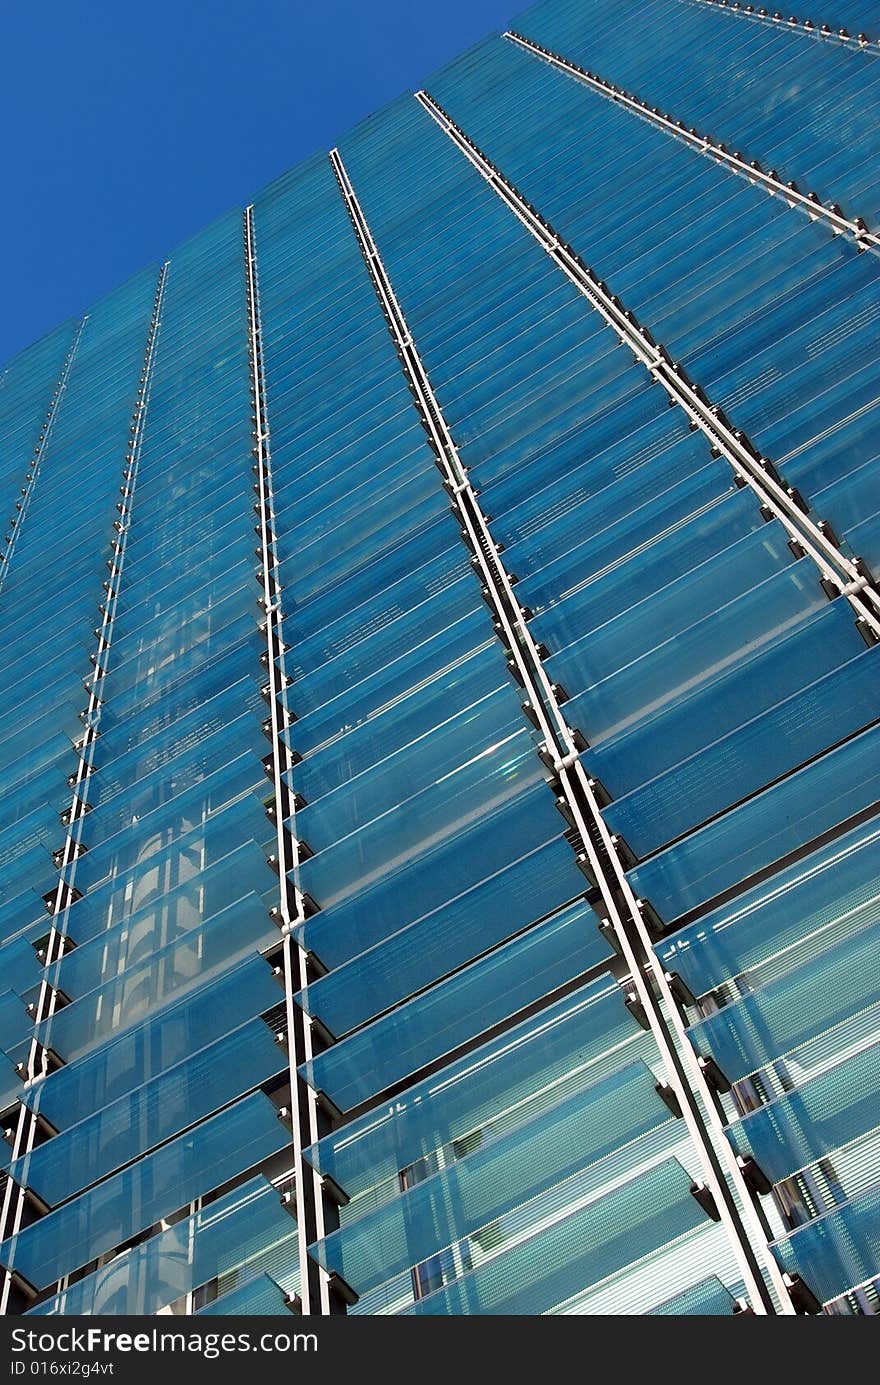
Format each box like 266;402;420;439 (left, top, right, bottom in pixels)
0;0;878;1317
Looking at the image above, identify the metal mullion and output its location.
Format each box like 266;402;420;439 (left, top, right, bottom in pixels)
0;319;88;595
415;89;880;645
0;265;168;1318
243;206;331;1318
505;30;880;253
329;146;794;1315
687;0;880;50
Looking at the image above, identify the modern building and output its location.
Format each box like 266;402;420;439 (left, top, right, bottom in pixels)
0;0;878;1319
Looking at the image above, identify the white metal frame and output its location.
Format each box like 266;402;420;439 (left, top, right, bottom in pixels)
243;205;331;1317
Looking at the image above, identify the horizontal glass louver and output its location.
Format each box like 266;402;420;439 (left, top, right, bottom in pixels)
28;1175;297;1317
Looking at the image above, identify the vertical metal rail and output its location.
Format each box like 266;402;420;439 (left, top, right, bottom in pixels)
0;318;88;593
505;29;879;252
243;206;331;1317
687;0;879;49
0;265;168;1317
329;145;796;1315
415;89;880;646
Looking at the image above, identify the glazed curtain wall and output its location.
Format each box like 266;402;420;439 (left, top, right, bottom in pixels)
0;220;296;1316
0;0;877;1317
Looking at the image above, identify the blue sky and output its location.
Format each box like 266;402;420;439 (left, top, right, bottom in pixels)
1;0;522;365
